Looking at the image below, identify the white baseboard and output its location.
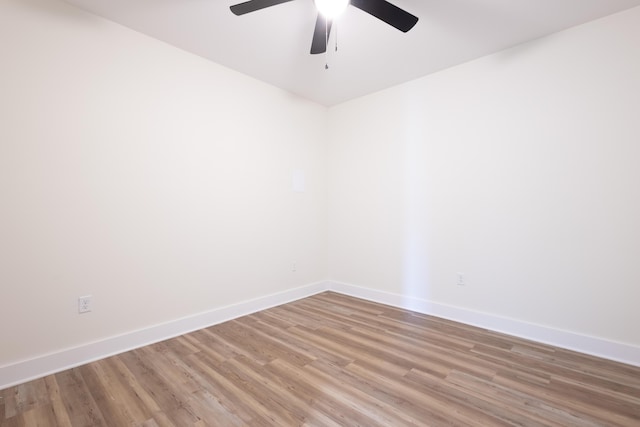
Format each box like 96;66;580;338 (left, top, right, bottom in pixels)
3;279;638;389
328;280;640;367
0;281;330;389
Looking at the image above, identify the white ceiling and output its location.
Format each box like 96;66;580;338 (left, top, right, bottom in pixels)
62;0;640;106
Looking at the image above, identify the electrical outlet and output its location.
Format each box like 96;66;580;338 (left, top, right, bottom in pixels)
457;273;465;286
292;262;297;272
78;295;92;314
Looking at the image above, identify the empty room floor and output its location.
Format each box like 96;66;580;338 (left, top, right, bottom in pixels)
1;292;639;426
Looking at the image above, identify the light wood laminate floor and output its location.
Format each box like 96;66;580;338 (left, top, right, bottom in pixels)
1;292;639;426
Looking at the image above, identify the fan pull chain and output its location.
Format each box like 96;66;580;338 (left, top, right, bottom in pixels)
325;19;329;69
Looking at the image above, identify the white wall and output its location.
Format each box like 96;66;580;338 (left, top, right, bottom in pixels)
328;7;640;347
0;0;327;367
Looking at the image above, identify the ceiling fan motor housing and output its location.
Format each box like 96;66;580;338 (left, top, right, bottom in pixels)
315;0;350;18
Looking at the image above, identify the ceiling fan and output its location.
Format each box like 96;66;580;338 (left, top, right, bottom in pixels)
230;0;419;54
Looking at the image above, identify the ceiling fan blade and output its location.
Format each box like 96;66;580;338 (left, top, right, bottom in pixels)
230;0;295;16
310;14;332;54
350;0;418;32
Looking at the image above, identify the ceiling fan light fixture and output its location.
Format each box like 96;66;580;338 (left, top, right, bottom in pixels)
314;0;350;19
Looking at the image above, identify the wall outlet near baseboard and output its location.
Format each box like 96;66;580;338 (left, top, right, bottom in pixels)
457;273;465;286
78;295;92;314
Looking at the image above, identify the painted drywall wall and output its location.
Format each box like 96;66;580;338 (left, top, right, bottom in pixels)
328;7;640;347
0;0;327;367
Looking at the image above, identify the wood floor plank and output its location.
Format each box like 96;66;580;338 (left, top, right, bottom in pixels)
42;376;73;427
0;393;5;423
268;359;380;427
2;291;640;426
54;368;108;426
182;352;259;424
